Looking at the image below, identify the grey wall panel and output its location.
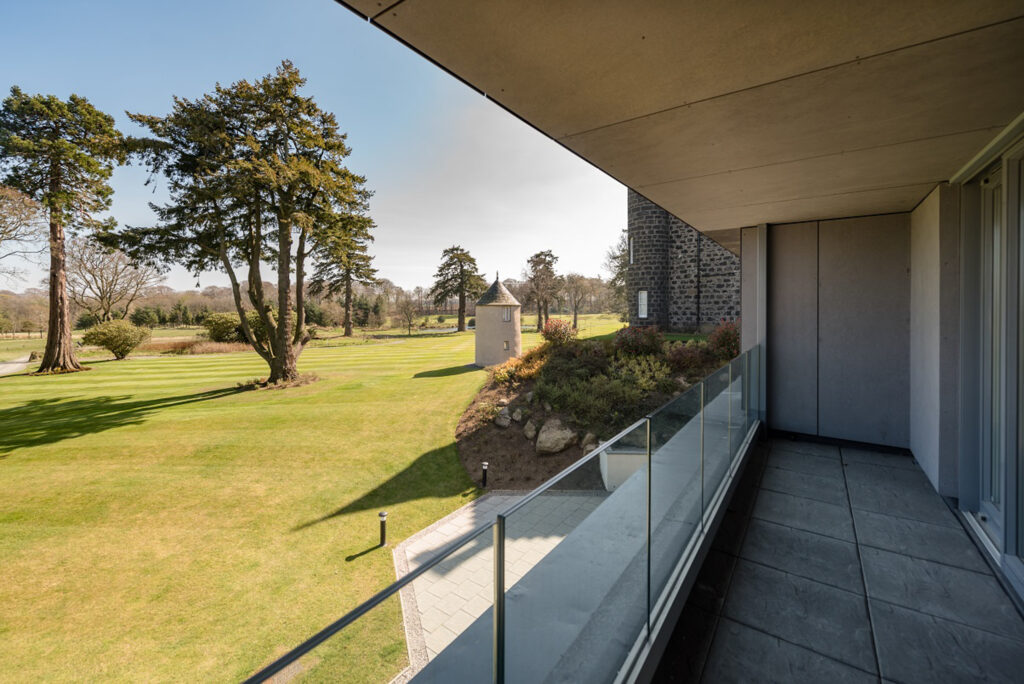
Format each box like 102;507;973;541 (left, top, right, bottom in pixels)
819;214;911;447
767;222;818;434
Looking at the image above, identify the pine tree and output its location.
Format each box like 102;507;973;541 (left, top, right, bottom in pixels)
430;246;486;332
102;61;369;383
0;87;125;373
309;213;377;336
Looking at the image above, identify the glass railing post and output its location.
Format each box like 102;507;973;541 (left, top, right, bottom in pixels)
699;381;705;530
645;415;652;640
493;514;506;684
728;361;733;458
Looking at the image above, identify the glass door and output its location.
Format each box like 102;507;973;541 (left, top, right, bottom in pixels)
980;165;1006;547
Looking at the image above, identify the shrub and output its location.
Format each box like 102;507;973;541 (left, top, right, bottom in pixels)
204;312;243;342
541;318;577;346
130;307;161;327
612;354;676;394
614;325;664;356
75;312;100;330
492;344;550;385
707;319;740;360
437;315;446;324
468;317;475;327
536;373;644;434
82;320;150;360
666;340;713;374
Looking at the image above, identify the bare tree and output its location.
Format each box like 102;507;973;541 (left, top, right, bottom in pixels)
0;186;45;282
395;296;418;336
562;273;595;329
66;237;164;322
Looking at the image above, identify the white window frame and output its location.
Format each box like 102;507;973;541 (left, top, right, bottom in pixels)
503;306;512;322
638;290;648;319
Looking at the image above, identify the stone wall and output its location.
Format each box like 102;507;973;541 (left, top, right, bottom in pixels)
627;190;740;331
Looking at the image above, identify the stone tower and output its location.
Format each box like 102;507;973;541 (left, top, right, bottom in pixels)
474;278;522;367
626;189;741;331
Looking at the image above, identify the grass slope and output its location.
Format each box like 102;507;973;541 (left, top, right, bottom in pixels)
0;315;623;682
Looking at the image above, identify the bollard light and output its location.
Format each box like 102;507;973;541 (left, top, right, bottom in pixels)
379;511;388;547
482;461;489;488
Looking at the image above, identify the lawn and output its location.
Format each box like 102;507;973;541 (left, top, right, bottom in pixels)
0;314;623;682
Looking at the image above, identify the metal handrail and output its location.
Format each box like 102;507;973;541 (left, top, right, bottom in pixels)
241;520;495;683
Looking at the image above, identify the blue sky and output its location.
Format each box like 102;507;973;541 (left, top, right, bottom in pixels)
0;0;625;292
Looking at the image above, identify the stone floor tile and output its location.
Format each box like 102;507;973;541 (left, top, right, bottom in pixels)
853;509;989;573
741;519;863;593
840;446;918;471
769;439;841;458
767;448;845;480
861;546;1024;640
871;600;1024;683
845;468;958;528
701;618;877;684
752;489;855;542
723;560;876;673
760;466;848;506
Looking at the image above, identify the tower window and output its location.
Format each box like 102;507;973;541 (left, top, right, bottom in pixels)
503;306;512;322
629;237;634;264
503;340;510;351
638;290;648;319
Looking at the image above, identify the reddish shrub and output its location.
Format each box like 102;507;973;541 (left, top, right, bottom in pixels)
707;319;740;360
613;325;664;356
541;318;577;345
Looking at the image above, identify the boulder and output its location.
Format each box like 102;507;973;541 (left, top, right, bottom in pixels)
543;402;552;412
581;432;599;453
497;398;510;407
525;391;534;403
512;408;523;423
536;418;578;455
494;407;512;428
523;419;538;441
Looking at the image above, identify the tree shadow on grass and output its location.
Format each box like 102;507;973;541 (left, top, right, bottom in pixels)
412;364;481;379
292;443;476;532
0;387;241;456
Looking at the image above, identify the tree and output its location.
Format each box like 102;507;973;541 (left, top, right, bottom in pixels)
66;237;164;322
0;87;125;373
525;250;560;329
604;230;628;317
395;295;418;336
562;273;595;329
0;186;45;281
429;246;485;332
308;213;376;336
103;62;369;383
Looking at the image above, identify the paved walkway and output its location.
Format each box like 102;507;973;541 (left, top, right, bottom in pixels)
0;355;30;377
655;438;1024;683
393;490;607;676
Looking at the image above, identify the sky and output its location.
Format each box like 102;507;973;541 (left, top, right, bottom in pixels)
0;0;625;293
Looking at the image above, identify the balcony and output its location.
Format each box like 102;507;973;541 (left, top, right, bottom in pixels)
656;439;1024;682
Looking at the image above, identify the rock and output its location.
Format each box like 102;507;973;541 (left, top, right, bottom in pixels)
523;419;538;441
494;407;512;428
581;432;599;453
512;408;523;423
543;402;552;412
535;418;578;455
497;398;509;407
525;391;534;403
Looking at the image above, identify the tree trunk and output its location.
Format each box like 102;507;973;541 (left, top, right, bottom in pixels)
343;274;353;337
457;290;467;332
537;301;543;331
543;301;550;328
271;215;299;384
572;306;579;330
37;216;82;374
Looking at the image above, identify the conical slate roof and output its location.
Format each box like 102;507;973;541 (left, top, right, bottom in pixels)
476;278;520;306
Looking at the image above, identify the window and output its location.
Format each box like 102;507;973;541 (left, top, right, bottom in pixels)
638;290;648;319
503;340;510;351
629;236;634;264
503;306;512;322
